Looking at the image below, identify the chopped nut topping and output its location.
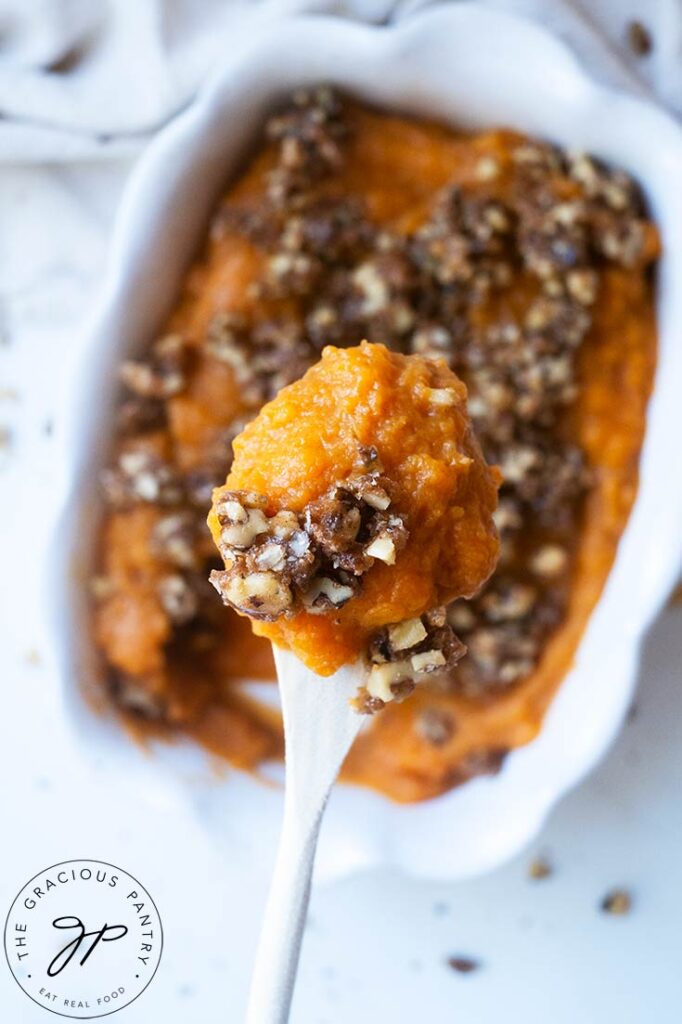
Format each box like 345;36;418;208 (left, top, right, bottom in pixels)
210;567;294;621
215;491;269;550
101;450;183;507
304;473;406;576
447;602;477;632
158;573;200;624
120;334;189;399
152;512;200;570
264;86;348;208
356;608;466;713
117;396;166;435
109;671;166;720
302;575;357;614
365;660;415;704
479;581;537;623
411;323;454;362
475;156;500;182
530;544;568;579
411;649;447;672
90;575;116;600
346;473;392;511
364;534;396;564
210;467;409;628
414;706;457;746
388;618;428;651
352;261;391;316
204;312;256;395
262;251;322;299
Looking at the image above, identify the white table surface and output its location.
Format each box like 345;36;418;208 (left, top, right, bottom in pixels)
1;161;681;1024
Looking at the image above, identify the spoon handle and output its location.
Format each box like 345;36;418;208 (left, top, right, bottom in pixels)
245;649;364;1024
244;796;324;1024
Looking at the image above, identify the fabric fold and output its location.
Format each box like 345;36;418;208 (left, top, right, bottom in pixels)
0;0;677;162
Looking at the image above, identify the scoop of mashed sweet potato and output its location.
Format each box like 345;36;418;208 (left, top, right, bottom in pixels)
208;342;500;675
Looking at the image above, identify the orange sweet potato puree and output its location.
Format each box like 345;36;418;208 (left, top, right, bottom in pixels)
343;267;656;800
209;343;500;675
94;103;657;801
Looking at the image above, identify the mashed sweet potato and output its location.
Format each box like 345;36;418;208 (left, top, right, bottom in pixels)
93;88;657;801
207;342;499;688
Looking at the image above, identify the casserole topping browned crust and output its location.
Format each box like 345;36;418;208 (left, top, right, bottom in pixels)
208;465;408;624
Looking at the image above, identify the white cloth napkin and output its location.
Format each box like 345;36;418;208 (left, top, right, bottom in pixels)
0;0;680;162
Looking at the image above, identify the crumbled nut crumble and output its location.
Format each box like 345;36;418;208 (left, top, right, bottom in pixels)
354;608;466;713
414;706;457;747
101;449;183;507
157;573;200;625
209;470;409;627
151;511;201;570
119;333;190;400
117;396;166;435
110;670;166;720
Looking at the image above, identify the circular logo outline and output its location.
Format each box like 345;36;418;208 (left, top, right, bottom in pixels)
4;858;163;1019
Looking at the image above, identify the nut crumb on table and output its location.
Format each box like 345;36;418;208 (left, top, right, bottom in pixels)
627;21;652;57
528;855;553;880
447;956;481;975
600;888;632;916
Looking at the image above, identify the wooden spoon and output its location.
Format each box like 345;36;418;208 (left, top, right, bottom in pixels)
245;646;365;1024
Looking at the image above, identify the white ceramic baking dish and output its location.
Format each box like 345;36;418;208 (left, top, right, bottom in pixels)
50;3;682;881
